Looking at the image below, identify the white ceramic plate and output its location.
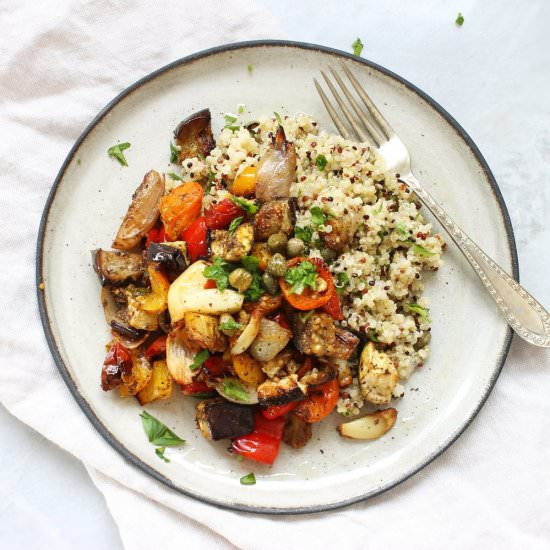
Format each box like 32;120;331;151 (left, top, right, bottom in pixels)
37;41;517;513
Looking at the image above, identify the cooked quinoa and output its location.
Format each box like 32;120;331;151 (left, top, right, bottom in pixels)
176;113;445;417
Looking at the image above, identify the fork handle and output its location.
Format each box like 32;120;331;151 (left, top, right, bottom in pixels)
402;174;550;347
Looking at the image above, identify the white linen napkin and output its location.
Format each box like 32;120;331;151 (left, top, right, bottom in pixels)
1;1;550;548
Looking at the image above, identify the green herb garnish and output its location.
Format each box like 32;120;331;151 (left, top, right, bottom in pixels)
231;195;258;215
203;257;231;291
208;170;216;184
238;104;245;114
155;447;170;463
241;255;260;272
219;318;243;332
168;172;183;181
394;223;410;237
240;472;256;485
299;310;315;323
455;12;464;26
284;260;318;295
189;350;210;372
140;411;185;446
294;225;313;244
239;256;263;301
310;206;327;226
406;303;431;322
335;272;350;292
247;64;253;73
228;216;244;234
412;243;436;257
169;142;180;163
274;111;283;125
107;142;131;166
222;378;249;402
224;114;240;132
352;37;364;56
315;154;328;171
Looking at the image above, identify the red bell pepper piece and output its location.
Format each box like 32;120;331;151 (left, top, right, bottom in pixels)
204;198;244;230
203;279;217;289
261;401;298;420
145;225;166;247
201;355;229;378
253;410;285;438
182;216;208;262
145;335;167;360
232;432;281;465
321;291;344;321
180;381;216;397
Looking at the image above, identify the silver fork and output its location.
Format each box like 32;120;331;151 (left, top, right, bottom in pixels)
314;64;550;348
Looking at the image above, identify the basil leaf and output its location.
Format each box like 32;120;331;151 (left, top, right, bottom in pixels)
228;216;244;234
310;206;327;226
140;411;185;446
189;349;210;372
170;142;180;163
219;318;243;332
352;37;364;56
456;12;464;26
107;142;131;166
273;111;283;125
294;225;313;244
222;378;249;402
155;447;170;463
168;172;183;181
284;260;318;295
406;303;431;322
231;195;258;215
203;257;231;290
240;472;256;485
315;154;328;171
412;243;436;257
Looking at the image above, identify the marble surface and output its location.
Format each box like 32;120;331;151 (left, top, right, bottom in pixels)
1;0;549;548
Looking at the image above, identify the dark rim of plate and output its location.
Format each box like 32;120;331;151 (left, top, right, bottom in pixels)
36;40;518;515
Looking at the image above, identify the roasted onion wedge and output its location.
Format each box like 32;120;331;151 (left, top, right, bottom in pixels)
166;325;199;385
112;170;165;250
337;408;397;440
93;249;144;286
174;108;215;162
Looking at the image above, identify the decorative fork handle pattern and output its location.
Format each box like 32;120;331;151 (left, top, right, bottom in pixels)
403;173;550;347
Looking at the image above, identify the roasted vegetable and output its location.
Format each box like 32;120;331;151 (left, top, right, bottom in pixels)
293;312;336;356
136;263;170;314
160;181;203;241
283;413;312;449
251;242;273;271
358;342;398;405
112;170;165;250
215;377;259;404
119;352;152;397
330;328;360;359
255;126;296;201
182;217;208;262
101;342;133;391
319;217;358;253
146;243;187;280
136;360;173;405
168;260;244;322
232;352;265;386
166;325;199;385
183;312;227;352
299;364;336;390
337;408;397;440
204;198;244;230
126;287;159;331
253;198;296;240
249;318;292;362
196;398;254;441
231;166;257;196
210;223;254;262
232;411;284;464
294;378;339;423
174;108;215;162
93;249;144;286
257;374;305;408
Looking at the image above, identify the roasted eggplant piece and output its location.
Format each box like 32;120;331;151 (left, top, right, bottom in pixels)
331;328;360;360
253;198;296;240
93;249;144;286
283;413;312;449
255;125;296;201
257;374;305;408
299;365;336;390
209;223;254;262
195;398;254;441
183;312;227;352
293;312;336;357
112;170;165;250
174;108;215;162
146;243;187;281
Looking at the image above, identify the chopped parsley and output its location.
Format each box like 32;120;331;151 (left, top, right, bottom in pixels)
406;303;431;322
394;223;410;238
189;350;210;372
284;260;318;294
240;472;256;485
168;172;183;181
238;104;245;114
231;195;258;215
274;111;283;125
107;142;131;166
241;255;260;272
169;142;180;163
219;318;243;332
155;447;169;463
224;113;240;132
240;256;263;301
315;154;328;171
335;272;350;294
207;170;216;184
203;257;232;290
228;216;244;234
222;378;249;402
310;205;328;226
294;225;313;244
140;411;185;446
352;37;364;57
247;64;253;73
412;243;436;257
456;12;464;26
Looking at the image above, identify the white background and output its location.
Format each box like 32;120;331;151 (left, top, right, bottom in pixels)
1;1;549;548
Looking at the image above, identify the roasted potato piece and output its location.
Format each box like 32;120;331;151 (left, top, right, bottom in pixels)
283;413;312;449
233;352;266;386
136;360;173;405
137;263;170;314
184;312;227;352
257;374;305;408
119;353;152;397
210;223;254;262
358;342;398;405
174;108;215;162
251;242;272;271
253;198;296;240
126;288;159;331
93;249;144;286
195;398;254;441
337;408;397;440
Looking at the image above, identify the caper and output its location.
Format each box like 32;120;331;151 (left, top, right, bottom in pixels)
286;237;305;258
266;253;287;277
320;247;337;263
267;232;288;254
262;271;279;295
228;268;253;292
